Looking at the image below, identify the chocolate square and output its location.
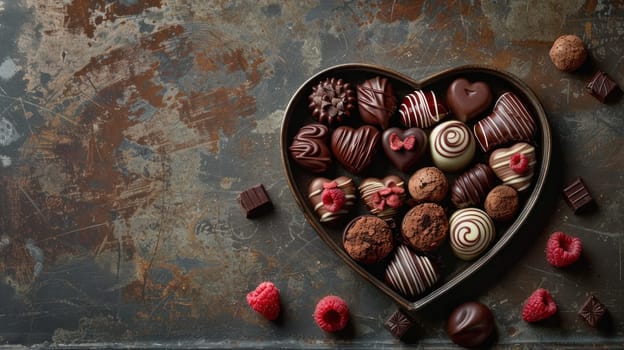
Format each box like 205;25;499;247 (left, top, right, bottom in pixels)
237;184;273;218
562;177;594;214
578;295;607;327
384;309;414;339
587;70;619;103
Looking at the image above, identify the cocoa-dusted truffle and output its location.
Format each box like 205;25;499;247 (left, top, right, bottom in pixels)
343;215;394;265
401;203;448;252
549;34;587;72
485;185;520;222
357;76;398;130
308;77;356;126
408;167;448;203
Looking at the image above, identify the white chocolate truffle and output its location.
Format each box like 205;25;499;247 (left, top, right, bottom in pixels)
429;121;475;172
449;208;495;261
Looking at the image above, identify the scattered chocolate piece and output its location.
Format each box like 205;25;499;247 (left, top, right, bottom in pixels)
587;70;620;103
578;295;607;327
384;309;414;339
549;34;587;72
447;301;495;348
237;184;273;218
562;177;594;214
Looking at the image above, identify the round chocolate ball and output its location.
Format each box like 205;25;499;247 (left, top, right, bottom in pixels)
549;34;587;72
485;185;520;222
447;301;495;348
408;167;448;203
343;215;393;265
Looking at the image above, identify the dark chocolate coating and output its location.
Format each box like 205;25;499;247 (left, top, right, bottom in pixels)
381;127;427;172
237;184;273;218
587;70;619;103
578;295;607;327
446;78;493;122
562;177;594;214
451;163;497;208
447;301;495;348
473;92;536;152
308;77;356;126
289;123;331;173
331;125;380;174
357;76;398;129
384;309;414;339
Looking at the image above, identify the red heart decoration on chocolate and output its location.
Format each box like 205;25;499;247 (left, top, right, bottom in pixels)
381;127;427;172
447;78;493;122
331;125;380;174
359;175;406;227
489;142;536;192
308;176;356;224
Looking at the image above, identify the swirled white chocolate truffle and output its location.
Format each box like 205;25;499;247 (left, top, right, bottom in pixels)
385;245;439;299
398;90;448;129
429;121;476;172
449;208;495;261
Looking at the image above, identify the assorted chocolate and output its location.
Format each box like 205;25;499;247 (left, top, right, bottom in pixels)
578;295;607;328
586;70;620;103
290;74;542;301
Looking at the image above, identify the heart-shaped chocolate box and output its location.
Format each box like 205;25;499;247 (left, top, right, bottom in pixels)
280;64;551;312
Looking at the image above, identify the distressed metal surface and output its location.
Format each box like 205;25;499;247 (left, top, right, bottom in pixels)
0;0;622;348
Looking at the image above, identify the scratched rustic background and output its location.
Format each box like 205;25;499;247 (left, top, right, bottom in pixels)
0;0;622;348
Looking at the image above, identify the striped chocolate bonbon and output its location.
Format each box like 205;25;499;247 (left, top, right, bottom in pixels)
385;245;439;298
449;208;495;261
398;90;448;129
489;142;536;192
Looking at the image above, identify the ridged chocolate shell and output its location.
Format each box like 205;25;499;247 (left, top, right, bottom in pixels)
451;163;497;208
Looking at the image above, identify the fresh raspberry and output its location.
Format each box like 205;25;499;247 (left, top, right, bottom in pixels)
546;231;583;267
321;188;346;212
509;153;529;174
246;282;280;320
313;295;350;332
522;288;557;322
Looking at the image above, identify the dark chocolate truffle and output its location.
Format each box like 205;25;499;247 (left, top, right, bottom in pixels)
331;125;380;174
408;167;448;203
447;301;495;348
485;185;520;222
289;123;331;173
308;77;356;126
401;203;449;252
385;245;439;298
343;215;393;265
451;163;497;209
357;76;398;129
446;78;493;123
473;92;536;153
549;34;587;72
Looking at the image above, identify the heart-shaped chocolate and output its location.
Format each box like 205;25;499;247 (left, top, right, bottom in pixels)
447;78;493;122
308;176;356;224
359;175;406;226
289;123;331;173
357;76;398;130
488;142;536;192
331;125;380;174
473;92;536;152
281;64;550;312
381;127;427;172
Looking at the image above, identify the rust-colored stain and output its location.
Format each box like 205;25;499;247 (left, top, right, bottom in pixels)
64;0;163;38
376;0;424;22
